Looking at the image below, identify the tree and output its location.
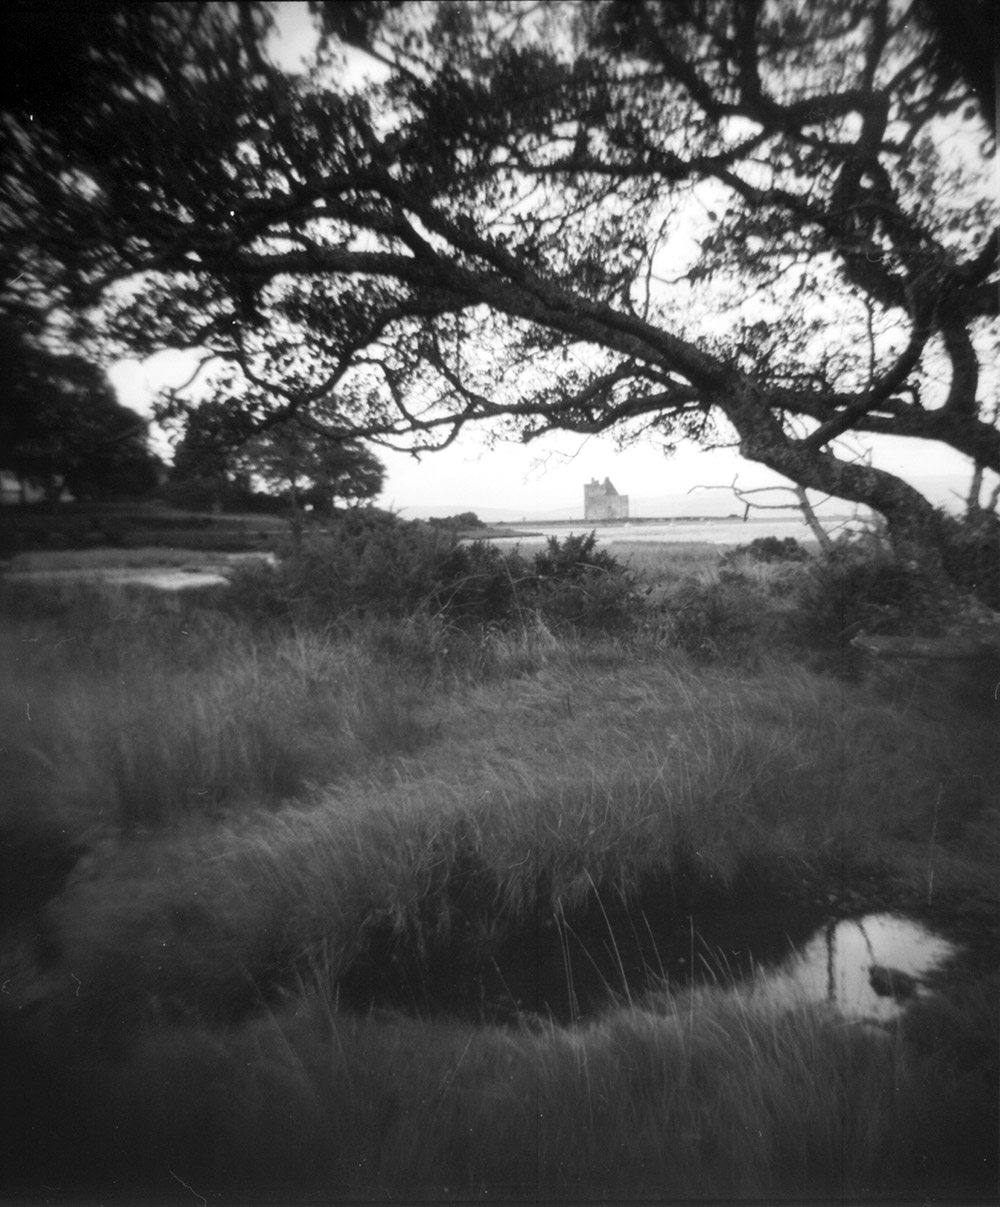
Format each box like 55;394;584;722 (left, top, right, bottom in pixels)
165;398;257;511
166;401;384;514
239;421;386;514
1;1;997;568
0;317;161;502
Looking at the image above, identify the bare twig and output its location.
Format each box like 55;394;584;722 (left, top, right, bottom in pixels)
688;475;835;550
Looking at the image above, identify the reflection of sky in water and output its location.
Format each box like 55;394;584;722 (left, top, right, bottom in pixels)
757;914;956;1023
6;568;234;591
481;518;820;547
118;570;229;590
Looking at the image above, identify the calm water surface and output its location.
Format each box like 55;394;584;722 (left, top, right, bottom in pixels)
756;913;956;1023
483;516;852;547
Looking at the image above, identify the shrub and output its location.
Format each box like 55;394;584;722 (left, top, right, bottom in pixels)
794;535;946;651
225;522;644;637
720;536;810;567
663;575;779;663
527;532;641;634
428;540;529;626
532;530;621;580
530;562;640;634
939;511;1000;609
224;511;456;625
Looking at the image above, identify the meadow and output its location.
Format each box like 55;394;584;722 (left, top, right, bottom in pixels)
1;527;997;1204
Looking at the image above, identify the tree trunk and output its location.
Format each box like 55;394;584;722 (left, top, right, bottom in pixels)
288;473;303;549
794;486;834;553
737;423;948;570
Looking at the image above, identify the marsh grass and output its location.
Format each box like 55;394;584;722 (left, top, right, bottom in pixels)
606;539;722;583
0;584;431;828
1;548;997;1202
9;972;992;1202
21;649;989;1042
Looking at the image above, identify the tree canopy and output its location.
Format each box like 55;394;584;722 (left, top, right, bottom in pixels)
1;0;997;552
240;420;386;511
167;399;385;512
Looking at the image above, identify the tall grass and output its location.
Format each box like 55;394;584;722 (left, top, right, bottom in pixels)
1;542;997;1202
0;585;429;828
7;973;993;1202
20;648;990;1046
606;539;722;583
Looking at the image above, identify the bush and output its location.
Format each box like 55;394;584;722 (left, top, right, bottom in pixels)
226;521;644;637
531;566;640;634
939;511;1000;609
664;575;779;663
526;531;642;634
532;530;621;580
720;536;810;567
428;540;529;626
794;535;946;651
225;511;455;625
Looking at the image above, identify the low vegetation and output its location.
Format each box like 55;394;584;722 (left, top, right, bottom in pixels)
1;519;997;1203
0;501;287;558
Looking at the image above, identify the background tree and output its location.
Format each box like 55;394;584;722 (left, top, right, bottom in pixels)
0;317;161;502
238;421;386;515
165;399;257;512
1;0;996;569
166;400;384;515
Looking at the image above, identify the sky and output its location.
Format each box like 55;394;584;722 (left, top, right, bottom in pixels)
370;425;980;521
107;3;993;523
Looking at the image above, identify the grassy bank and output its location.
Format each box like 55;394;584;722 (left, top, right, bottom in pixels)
1;540;997;1203
0;502;287;558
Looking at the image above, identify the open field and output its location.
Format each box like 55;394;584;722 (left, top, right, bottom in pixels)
1;538;997;1204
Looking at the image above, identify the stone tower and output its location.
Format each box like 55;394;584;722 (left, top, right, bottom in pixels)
583;477;629;521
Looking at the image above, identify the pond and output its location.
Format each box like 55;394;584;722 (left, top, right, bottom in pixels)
2;551;277;593
339;876;957;1029
755;912;956;1023
3;566;231;594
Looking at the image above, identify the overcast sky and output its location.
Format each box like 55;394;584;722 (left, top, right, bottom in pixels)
372;429;981;521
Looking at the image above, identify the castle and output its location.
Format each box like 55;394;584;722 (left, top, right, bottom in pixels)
584;477;629;521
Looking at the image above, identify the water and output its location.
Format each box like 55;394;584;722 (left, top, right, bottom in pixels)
4;566;231;591
479;516;850;548
757;912;957;1023
340;855;957;1028
3;552;277;593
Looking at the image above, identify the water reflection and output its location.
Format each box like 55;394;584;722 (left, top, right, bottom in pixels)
3;555;278;592
4;567;230;590
758;913;956;1023
117;569;229;590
